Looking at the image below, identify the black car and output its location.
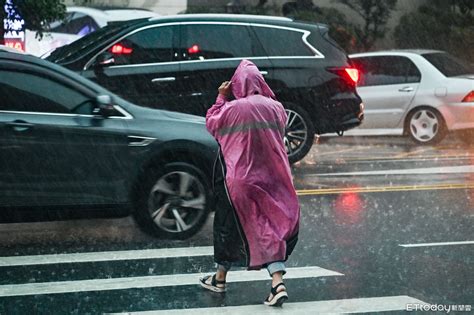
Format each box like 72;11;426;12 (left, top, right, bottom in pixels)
0;50;218;239
47;14;364;163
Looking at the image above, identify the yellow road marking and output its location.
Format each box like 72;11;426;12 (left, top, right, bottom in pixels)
393;147;433;159
313;147;359;157
296;183;474;196
324;154;473;162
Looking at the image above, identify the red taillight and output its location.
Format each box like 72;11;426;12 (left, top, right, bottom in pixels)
188;44;200;54
327;67;359;85
110;44;133;54
462;91;474;102
345;68;359;84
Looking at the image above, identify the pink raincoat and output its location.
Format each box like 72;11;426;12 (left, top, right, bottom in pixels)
206;60;300;268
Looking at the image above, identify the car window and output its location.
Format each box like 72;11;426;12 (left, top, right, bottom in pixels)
0;70;90;113
180;24;264;60
49;12;98;35
49;12;74;33
423;52;474;77
352;56;421;87
108;25;175;65
47;22;126;64
252;26;313;57
67;13;99;36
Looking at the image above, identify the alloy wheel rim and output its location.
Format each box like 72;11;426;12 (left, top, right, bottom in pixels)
148;171;206;234
409;109;439;142
284;109;309;157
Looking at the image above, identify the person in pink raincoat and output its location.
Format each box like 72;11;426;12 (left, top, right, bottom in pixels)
199;60;300;307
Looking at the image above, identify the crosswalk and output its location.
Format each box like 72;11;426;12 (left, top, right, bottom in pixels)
0;246;429;314
110;296;426;314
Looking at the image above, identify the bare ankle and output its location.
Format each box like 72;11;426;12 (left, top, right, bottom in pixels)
216;270;227;282
271;272;284;287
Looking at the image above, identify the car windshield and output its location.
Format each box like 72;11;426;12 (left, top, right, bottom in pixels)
422;52;474;77
46;22;127;63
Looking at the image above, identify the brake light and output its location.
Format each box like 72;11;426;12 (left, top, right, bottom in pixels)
327;67;359;85
345;68;359;84
462;91;474;102
188;44;200;54
110;44;133;54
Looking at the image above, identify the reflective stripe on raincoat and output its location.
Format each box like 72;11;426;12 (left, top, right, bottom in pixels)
206;60;300;269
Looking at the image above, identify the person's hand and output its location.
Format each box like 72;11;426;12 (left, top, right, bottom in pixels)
218;81;232;99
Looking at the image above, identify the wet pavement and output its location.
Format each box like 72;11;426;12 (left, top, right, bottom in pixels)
0;135;473;314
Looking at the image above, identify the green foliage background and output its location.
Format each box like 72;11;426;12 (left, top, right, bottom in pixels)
394;0;474;63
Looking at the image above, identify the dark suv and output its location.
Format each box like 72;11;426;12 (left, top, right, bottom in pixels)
0;50;217;239
48;14;364;163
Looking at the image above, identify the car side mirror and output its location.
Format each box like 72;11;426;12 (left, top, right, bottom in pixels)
96;51;115;67
94;95;115;117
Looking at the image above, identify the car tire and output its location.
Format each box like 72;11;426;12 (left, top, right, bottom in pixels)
284;104;315;164
406;107;447;145
134;162;211;239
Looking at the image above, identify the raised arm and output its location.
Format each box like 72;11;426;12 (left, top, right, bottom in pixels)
206;81;232;137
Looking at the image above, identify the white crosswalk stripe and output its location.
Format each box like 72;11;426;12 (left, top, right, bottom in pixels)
0;266;342;297
109;296;428;314
0;246;214;267
0;247;428;313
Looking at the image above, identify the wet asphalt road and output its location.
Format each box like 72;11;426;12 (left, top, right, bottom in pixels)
0;135;473;314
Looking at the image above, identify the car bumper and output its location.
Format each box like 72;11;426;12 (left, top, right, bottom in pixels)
439;102;474;130
319;101;364;134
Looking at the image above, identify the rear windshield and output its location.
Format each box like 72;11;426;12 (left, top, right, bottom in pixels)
306;24;348;64
422;53;473;77
47;22;128;64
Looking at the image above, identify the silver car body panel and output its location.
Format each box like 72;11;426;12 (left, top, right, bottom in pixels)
347;51;474;136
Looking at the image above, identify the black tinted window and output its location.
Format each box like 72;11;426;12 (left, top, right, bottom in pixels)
47;22;126;64
423;53;473;77
253;26;313;56
352;56;421;87
181;24;263;60
109;26;174;65
0;70;89;113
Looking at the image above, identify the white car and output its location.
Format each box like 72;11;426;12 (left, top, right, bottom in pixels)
25;6;160;57
349;50;474;144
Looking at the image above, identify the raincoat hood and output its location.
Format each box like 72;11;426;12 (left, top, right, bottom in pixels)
231;59;276;100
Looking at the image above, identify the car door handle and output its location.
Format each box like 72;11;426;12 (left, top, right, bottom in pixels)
6;120;34;132
398;86;414;92
151;77;176;83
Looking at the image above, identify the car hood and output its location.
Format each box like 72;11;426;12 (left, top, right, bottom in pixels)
158;109;206;124
122;102;205;124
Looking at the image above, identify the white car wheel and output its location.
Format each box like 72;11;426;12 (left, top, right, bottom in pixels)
407;107;446;145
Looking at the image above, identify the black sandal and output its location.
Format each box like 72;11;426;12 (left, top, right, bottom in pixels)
264;282;288;306
199;274;226;293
